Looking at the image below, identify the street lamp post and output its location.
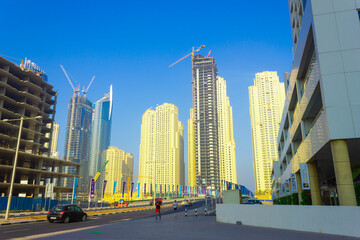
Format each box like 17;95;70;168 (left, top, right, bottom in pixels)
4;116;42;220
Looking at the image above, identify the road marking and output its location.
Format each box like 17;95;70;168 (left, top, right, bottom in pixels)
109;218;132;223
3;228;30;233
9;225;103;240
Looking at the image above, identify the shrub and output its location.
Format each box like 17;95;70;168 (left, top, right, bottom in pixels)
355;183;360;206
300;190;312;205
285;195;292;205
291;193;299;205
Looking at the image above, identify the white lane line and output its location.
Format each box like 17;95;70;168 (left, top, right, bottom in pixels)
3;228;30;233
109;218;132;223
9;225;103;240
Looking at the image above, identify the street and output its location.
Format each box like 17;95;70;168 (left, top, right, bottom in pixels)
0;200;204;240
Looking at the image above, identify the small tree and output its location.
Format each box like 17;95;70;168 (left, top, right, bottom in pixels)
301;190;312;205
291;193;299;205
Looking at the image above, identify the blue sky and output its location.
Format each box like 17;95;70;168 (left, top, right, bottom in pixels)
1;0;293;191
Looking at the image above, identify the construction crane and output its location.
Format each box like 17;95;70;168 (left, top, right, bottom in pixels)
168;45;205;68
82;75;96;96
122;171;153;201
60;65;80;98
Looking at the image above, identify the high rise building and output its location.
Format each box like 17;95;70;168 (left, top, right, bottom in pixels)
273;0;360;206
63;95;93;191
249;71;285;200
45;122;59;157
188;109;196;188
103;147;133;198
191;54;219;191
217;76;237;189
139;103;184;194
88;86;113;188
0;56;79;198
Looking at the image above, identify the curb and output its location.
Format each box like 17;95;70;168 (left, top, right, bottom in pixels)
0;219;46;226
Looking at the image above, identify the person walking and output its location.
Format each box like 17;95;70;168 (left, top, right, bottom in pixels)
155;200;161;221
173;200;178;215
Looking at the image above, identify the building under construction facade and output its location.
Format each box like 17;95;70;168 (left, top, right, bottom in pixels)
0;56;79;198
63;95;93;192
191;54;220;191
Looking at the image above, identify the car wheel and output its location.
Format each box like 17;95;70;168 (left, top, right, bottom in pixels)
63;216;70;224
82;214;87;222
48;220;54;223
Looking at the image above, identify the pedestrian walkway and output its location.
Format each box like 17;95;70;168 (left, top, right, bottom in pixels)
17;209;359;240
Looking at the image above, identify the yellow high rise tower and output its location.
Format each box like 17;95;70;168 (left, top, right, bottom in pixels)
103;147;133;201
249;71;285;200
217;77;237;190
139;103;184;195
188;108;196;188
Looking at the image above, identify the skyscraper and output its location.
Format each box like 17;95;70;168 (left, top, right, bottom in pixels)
188;109;196;188
191;54;219;191
64;95;93;191
50;122;60;157
103;147;133;199
88;86;113;193
217;76;237;189
249;71;285;200
139;103;184;194
45;122;59;157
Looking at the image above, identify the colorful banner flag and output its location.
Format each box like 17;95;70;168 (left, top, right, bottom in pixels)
179;185;182;196
131;182;134;198
144;183;146;195
168;185;170;196
155;184;157;197
90;179;95;199
138;182;140;198
93;172;101;182
72;177;78;200
150;184;152;196
122;182;126;198
176;185;178;195
164;184;166;194
160;185;162;194
103;180;107;196
113;181;117;196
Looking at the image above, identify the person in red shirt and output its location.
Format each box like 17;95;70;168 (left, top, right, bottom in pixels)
155;200;161;220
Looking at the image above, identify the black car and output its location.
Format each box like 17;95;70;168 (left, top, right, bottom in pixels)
47;204;87;223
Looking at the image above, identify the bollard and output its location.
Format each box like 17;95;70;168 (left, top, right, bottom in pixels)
195;208;198;217
185;208;187;217
205;208;207;216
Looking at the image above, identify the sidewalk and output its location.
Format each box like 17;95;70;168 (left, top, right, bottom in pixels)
17;209;360;240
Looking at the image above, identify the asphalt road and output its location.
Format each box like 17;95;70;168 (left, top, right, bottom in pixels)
0;200;204;240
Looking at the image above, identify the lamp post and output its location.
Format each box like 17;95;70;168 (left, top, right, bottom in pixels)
4;116;42;220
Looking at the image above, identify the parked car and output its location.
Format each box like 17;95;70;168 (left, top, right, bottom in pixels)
181;199;192;206
47;204;87;223
242;199;262;205
149;198;162;206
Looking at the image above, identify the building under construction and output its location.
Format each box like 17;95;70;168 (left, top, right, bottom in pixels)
0;56;79;198
191;54;220;191
63;95;93;192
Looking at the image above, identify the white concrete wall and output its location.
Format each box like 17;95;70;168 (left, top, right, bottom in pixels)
216;204;360;237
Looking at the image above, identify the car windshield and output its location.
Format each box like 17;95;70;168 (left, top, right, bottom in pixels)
53;206;64;211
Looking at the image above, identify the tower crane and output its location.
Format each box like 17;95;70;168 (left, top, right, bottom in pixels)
82;75;96;96
60;65;80;98
168;45;205;68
